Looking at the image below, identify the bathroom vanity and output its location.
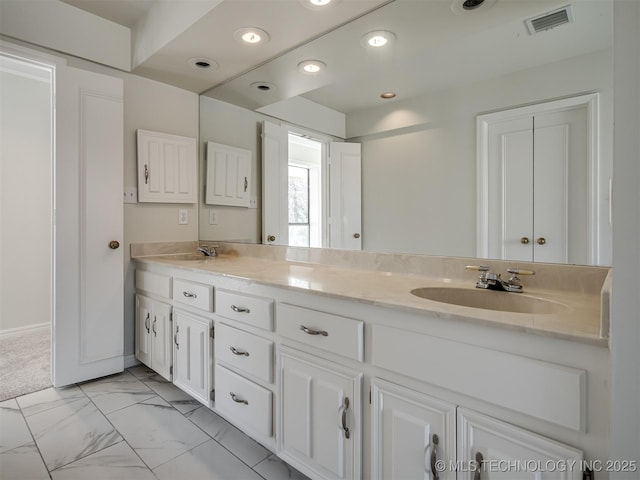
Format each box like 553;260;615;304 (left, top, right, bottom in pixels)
132;241;610;480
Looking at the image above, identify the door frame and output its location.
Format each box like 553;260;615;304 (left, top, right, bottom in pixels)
476;92;600;263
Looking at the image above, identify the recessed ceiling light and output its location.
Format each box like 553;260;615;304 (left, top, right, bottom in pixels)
298;0;340;10
451;0;497;15
298;60;326;74
380;92;396;99
251;81;276;92
187;57;218;70
361;30;396;48
233;27;270;45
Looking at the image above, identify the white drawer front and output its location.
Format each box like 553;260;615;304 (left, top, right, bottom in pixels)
136;270;171;298
216;290;273;331
277;303;364;361
215;323;274;383
215;364;272;437
173;278;213;312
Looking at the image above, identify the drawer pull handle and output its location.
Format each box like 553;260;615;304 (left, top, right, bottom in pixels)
144;313;150;334
230;392;248;405
230;346;249;357
300;325;328;336
183;291;197;298
340;397;350;439
231;305;250;313
174;325;179;350
426;434;439;480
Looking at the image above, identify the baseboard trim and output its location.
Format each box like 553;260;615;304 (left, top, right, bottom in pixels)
124;354;140;369
0;322;50;337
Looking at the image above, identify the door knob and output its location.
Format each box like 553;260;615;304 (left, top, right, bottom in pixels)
537;237;546;245
108;240;120;249
520;237;530;244
267;235;276;242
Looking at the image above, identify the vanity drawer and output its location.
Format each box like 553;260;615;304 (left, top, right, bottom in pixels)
215;323;274;383
215;364;272;437
277;303;364;361
136;270;171;298
173;278;213;312
216;290;273;331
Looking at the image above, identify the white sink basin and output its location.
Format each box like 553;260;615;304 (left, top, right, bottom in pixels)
410;287;568;315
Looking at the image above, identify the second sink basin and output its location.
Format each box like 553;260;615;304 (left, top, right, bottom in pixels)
410;287;569;315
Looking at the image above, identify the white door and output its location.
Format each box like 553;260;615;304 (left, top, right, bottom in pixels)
479;94;596;264
53;65;123;386
135;295;152;368
457;408;583;480
372;379;457;480
173;309;211;404
329;142;362;250
262;120;289;246
280;350;361;480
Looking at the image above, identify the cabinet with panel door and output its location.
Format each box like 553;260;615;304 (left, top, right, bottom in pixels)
135;294;172;381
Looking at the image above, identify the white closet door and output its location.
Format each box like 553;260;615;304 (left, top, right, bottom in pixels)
53;65;123;386
329;142;362;250
262;120;289;246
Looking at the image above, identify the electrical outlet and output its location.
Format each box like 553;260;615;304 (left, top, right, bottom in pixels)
123;187;137;204
178;209;188;225
209;209;218;225
249;196;257;209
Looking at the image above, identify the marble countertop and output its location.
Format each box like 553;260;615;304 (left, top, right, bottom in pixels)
133;250;608;348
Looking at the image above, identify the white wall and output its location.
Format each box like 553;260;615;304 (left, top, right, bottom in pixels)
348;49;613;257
0;61;52;332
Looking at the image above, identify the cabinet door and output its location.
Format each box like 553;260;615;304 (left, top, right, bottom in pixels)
280;349;362;480
151;300;172;381
173;309;211;405
205;141;252;207
372;379;456;480
457;408;583;480
135;295;152;368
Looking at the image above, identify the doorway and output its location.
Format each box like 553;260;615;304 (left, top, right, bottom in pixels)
0;51;54;400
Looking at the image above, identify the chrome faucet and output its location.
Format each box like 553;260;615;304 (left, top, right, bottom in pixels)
197;245;218;257
465;265;535;293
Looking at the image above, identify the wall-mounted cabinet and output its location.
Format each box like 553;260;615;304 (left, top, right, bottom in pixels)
205;141;252;207
137;129;197;203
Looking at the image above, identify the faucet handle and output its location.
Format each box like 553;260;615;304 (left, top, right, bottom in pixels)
507;268;535;276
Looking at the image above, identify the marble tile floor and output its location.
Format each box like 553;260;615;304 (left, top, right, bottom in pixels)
0;365;309;480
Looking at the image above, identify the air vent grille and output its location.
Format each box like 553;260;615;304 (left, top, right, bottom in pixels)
525;5;574;35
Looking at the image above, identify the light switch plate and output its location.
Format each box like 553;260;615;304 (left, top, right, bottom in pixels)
249;196;257;209
178;209;188;225
123;187;137;204
209;209;218;225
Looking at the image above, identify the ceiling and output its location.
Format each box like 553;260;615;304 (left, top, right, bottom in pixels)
60;0;612;114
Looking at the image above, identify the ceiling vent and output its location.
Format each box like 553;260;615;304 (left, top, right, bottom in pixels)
525;5;574;35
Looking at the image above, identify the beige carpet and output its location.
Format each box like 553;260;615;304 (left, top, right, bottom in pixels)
0;326;51;402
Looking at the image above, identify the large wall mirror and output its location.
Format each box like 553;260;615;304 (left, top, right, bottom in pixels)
198;0;613;266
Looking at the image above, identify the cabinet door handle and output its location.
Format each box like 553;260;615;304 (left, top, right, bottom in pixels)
152;317;157;337
340;397;350;439
144;313;150;334
230;392;248;405
244;176;248;192
474;452;484;480
429;434;440;480
231;305;250;314
174;325;179;350
300;325;328;336
144;164;149;184
230;346;249;357
183;291;197;298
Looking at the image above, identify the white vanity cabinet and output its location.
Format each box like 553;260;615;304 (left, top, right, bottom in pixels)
372;379;457;480
280;348;362;480
457;408;583;480
135;294;172;381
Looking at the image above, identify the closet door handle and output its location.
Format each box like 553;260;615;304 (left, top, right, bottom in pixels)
230;346;249;357
174;325;179;350
300;325;328;336
144;313;150;333
520;236;530;244
537;237;547;245
474;452;484;480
